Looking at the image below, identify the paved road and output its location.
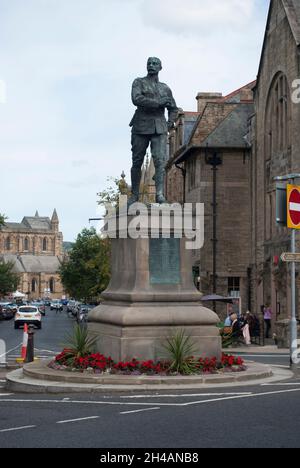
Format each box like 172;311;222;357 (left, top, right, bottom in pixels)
0;306;74;361
0;381;300;448
0;312;300;448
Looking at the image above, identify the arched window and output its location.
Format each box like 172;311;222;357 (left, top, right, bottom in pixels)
5;236;11;251
24;237;29;251
49;277;55;293
265;72;291;161
31;278;37;293
42;237;47;252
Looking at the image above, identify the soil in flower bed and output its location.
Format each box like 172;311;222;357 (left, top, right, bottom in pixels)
49;351;246;376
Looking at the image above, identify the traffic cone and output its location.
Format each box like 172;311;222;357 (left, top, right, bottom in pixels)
16;324;29;363
21;324;29;360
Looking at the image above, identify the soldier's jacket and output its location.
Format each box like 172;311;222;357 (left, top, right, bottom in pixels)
130;76;178;135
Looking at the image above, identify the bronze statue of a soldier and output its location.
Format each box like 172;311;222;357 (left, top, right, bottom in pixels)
129;57;178;205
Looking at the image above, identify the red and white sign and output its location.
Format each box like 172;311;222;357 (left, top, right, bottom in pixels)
287;185;300;229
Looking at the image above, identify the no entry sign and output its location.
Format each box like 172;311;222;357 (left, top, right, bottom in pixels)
287;184;300;229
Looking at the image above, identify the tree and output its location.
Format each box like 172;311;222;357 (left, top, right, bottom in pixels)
0;213;7;229
97;173;130;209
0;261;19;297
59;228;111;302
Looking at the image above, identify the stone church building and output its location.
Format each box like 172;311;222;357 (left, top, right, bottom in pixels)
0;210;64;299
251;0;300;324
166;0;300;329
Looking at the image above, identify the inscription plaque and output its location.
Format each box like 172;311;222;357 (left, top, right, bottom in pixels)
149;238;181;285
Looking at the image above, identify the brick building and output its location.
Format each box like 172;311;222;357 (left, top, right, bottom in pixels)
166;0;300;328
0;210;64;299
166;84;255;318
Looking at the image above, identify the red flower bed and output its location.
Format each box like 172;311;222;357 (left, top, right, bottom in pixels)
50;350;245;375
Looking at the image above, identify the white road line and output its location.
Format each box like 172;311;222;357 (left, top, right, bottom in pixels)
231;354;289;358
120;392;252;399
1;389;300;408
261;383;300;386
120;407;160;415
0;342;22;359
0;394;13;397
57;416;99;424
0;425;36;433
180;388;300;406
0;380;6;383
0;399;178;407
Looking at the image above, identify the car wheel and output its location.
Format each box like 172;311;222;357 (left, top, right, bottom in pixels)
38;323;42;329
14;323;19;329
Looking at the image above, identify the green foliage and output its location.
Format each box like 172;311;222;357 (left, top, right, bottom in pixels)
97;176;130;208
61;324;97;367
162;329;198;375
0;213;7;229
0;261;19;296
59;228;111;301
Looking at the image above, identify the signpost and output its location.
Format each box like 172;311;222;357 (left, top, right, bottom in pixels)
275;176;300;373
281;252;300;263
287;184;300;229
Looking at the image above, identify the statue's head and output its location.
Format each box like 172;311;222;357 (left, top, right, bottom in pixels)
147;57;162;75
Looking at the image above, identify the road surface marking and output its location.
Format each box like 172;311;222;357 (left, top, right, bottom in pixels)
180;388;300;406
0;394;13;397
261;383;300;386
57;416;99;424
0;342;22;359
0;398;179;407
0;425;36;433
120;392;252;399
1;389;300;408
231;354;289;358
120;407;160;415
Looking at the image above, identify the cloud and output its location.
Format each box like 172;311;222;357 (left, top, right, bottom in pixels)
0;0;270;240
140;0;256;36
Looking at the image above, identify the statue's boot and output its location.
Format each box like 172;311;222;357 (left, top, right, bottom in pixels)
128;168;141;206
155;170;167;204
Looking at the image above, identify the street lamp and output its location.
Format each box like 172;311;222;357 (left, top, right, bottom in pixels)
274;174;300;373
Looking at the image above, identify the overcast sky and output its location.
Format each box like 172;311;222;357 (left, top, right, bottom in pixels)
0;0;270;241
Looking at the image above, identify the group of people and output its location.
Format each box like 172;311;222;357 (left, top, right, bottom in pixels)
224;311;261;345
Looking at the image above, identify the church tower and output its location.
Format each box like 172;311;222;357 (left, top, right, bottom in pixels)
51;208;59;233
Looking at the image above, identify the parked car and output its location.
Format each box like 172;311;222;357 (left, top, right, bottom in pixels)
30;302;46;316
76;304;94;323
0;302;10;321
67;300;77;313
1;303;18;320
68;301;82;317
50;300;63;312
14;306;42;329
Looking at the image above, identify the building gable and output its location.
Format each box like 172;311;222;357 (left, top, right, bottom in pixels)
257;0;300;86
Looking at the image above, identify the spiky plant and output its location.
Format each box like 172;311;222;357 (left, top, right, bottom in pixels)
61;324;97;367
162;329;197;375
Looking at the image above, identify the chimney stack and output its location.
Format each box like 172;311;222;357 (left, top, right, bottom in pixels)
196;92;223;114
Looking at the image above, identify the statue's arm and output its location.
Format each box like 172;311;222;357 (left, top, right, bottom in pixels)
166;90;178;129
132;79;161;109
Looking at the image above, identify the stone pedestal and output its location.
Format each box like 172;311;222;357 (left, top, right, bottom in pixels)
88;207;221;361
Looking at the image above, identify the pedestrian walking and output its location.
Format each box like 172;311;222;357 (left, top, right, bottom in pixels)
263;304;272;339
